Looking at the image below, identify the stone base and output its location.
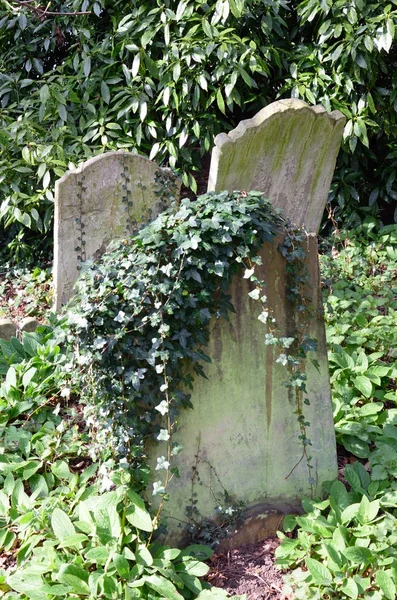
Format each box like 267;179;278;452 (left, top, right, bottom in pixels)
218;505;286;552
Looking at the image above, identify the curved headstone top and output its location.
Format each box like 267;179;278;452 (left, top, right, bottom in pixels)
207;98;345;233
53;151;181;310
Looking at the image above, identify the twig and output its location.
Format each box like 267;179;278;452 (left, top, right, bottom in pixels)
2;0;91;16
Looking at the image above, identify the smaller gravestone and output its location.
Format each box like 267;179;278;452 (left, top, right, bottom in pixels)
0;319;17;341
20;317;39;333
54;152;181;310
208;99;345;233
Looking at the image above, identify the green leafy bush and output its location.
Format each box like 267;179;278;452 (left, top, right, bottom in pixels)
321;220;397;458
278;473;397;600
2;0;397;256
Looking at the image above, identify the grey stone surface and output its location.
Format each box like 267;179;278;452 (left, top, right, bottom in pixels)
20;317;39;333
0;319;17;341
151;235;337;544
54;152;181;310
207;98;345;233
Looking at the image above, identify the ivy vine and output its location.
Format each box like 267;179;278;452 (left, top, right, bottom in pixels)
64;190;318;521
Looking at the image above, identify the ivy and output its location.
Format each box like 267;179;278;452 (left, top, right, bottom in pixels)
64;190;317;503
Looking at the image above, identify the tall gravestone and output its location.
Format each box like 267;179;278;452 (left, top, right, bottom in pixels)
151;99;345;545
53;152;181;310
208;98;345;233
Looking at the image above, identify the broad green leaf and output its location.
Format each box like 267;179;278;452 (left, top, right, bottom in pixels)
58;564;89;595
84;56;91;77
144;574;184;600
51;508;76;543
324;543;342;568
176;559;209;577
132;53;140;78
342;546;372;564
85;546;108;565
113;553;130;578
179;573;202;595
59;533;88;548
40;584;72;596
22;366;36;387
358;495;379;524
7;573;47;600
39;84;50;104
341;578;358;599
58;104;67;122
376;570;396;600
344;466;362;492
126;505;153;532
101;81;110;104
330;480;350;511
305;557;331;584
136;544;153;566
354;376;372;398
51;460;72;481
216;89;225;115
176;0;187;21
341;503;360;524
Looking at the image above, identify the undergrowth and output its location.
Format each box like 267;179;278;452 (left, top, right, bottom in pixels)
276;219;397;600
0;326;243;600
0;207;396;600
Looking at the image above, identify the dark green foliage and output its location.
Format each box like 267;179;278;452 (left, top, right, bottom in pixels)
321;219;397;458
1;0;397;257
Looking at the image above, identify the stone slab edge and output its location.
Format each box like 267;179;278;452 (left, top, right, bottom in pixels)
207;98;346;233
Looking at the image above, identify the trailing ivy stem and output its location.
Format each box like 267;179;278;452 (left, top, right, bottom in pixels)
147;361;172;545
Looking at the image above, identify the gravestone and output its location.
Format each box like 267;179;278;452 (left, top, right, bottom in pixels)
150;99;345;545
53;152;181;310
208;98;345;233
0;319;17;341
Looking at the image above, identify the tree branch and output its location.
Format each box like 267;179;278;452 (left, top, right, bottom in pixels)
2;0;91;16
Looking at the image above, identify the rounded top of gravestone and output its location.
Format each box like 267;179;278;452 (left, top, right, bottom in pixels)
215;99;345;148
208;98;346;234
55;151;176;188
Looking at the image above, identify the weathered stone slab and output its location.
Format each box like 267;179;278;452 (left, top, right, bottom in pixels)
54;152;181;310
0;319;17;341
20;317;39;333
208;99;345;233
152;235;337;544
